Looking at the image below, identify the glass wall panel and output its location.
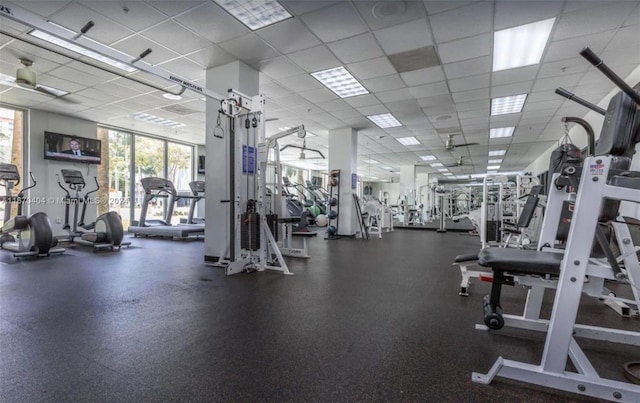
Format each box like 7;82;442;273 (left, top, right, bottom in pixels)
167;142;193;224
134;136;166;224
107;129;132;227
0;107;24;226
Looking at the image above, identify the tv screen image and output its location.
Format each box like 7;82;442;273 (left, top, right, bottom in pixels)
44;131;101;164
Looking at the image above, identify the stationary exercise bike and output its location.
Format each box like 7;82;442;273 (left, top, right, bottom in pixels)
57;169;130;251
0;163;64;257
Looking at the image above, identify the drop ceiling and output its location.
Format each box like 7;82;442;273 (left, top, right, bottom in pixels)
1;0;639;181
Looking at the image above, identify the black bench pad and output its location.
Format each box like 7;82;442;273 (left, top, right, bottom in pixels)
454;253;479;263
293;232;317;237
478;248;562;276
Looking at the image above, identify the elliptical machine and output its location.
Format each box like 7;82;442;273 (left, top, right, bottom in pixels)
57;169;130;251
0;163;64;257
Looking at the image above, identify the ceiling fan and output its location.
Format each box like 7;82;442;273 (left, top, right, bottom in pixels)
14;58;72;100
445;133;479;150
445;155;469;167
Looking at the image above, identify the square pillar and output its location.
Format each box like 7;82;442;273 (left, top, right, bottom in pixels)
328;127;358;236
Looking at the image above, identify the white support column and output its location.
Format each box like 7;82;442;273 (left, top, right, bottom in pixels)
328;127;357;236
204;61;259;262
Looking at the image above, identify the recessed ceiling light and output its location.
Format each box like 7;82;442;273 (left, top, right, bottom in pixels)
443;172;453;176
487;170;498;174
493;18;555;72
487;165;501;170
213;0;292;30
438;168;448;172
491;94;527;115
489;150;506;156
489;127;515;138
311;66;368;98
367;113;402;128
430;162;443;167
366;159;379;164
488;159;502;164
29;29;137;73
163;93;182;100
132;112;185;128
420;155;436;161
396;136;420;146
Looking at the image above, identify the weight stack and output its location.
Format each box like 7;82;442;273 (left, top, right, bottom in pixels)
266;214;278;241
241;212;260;251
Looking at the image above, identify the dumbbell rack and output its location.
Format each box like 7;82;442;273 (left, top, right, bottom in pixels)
325;169;340;240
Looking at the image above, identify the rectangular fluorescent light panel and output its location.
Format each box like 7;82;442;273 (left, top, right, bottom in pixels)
488;159;502;164
488;150;506;156
430;162;443;167
420;155;436;161
489;127;515;138
493;18;555;72
132;112;185;128
438;168;449;172
213;0;292;30
487;165;501;170
367;113;402;128
311;66;369;98
29;30;137;73
443;172;453;176
396;136;420;146
491;94;527;115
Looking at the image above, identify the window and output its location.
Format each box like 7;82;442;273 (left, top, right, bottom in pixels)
0;107;24;226
106;129;132;227
134;136;166;223
167;142;193;224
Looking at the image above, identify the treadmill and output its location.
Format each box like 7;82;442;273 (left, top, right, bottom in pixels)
180;181;205;224
128;177;204;239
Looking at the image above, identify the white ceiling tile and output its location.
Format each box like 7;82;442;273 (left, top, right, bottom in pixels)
48;65;109;87
408;81;449;98
146;1;206;17
386;99;422;113
494;0;564;30
537;58;590;79
443;56;491;79
455;99;488;112
12;1;70;18
316;99;350;112
356;104;389;116
299;87;338;103
157;57;205;82
416;94;454;108
452;88;490;103
327;33;385;64
531;73;583;93
544;31;615;63
300;2;368;42
606;25;640;53
219;34;279;65
49;3;135;45
259;57;305;79
256;17;321;54
458;109;488;119
400;66;446;86
527;91;564;104
355;1;427;30
280;0;340;15
423;104;457;117
175;2;248;43
423;1;477;16
490;82;533;98
554;2;637;40
449;73;490;92
376;88;413;103
288;45;342;72
623;2;640;26
362;74;405;92
330;108;361;120
347;57;397;80
186;45;237;69
74;87;122;103
598;46;640;68
82;1;168;31
344;94;381;108
437;33;491;64
142;20;211;54
373;18;433;54
430;2;492;43
491;65;539;86
111;35;180;66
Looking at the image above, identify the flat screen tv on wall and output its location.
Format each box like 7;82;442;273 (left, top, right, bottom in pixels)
44;131;102;164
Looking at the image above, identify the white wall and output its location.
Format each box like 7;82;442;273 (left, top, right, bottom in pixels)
369;182;400;205
28;109;98;236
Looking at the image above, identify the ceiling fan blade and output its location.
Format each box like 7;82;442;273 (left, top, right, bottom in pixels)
265;117;279;122
452;142;480;148
34;85;60;97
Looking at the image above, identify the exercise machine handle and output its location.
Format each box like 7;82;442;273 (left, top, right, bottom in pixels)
555;88;606;116
561;116;596;157
56;174;71;198
580;47;640;107
84;177;100;198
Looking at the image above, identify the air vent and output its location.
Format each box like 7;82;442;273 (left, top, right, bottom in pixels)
388;46;441;73
435;127;461;135
161;105;198;116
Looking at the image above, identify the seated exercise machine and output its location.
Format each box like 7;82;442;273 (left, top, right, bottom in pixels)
57;169;130;251
0;163;64;257
472;47;640;401
128;177;205;239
